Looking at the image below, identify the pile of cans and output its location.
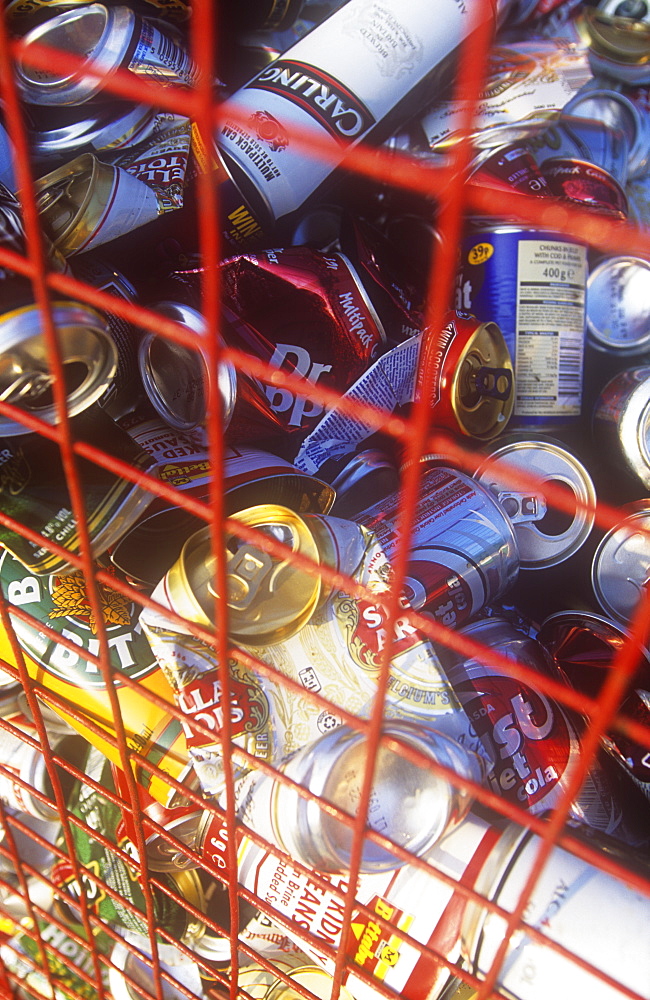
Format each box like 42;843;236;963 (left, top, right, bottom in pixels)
1;1;650;999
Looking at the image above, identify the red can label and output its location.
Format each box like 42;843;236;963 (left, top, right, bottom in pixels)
452;672;577;810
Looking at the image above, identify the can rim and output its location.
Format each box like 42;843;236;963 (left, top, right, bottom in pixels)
16;3;135;105
0;299;118;435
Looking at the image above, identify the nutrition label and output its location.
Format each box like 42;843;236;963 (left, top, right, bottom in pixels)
515;240;586;418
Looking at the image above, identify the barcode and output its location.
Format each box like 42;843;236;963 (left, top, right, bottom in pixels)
558;340;582;395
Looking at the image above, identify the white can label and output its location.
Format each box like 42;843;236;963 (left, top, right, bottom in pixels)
515;239;586;418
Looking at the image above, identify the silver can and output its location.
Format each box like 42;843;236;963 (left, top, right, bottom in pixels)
354;463;520;628
28;101;158;164
474;434;596;570
0;298;118;436
562;85;650;178
586;255;650;356
15;3;199;106
590;498;650;626
461;819;650;1000
35;153;160;257
592;365;650;490
138;301;237;432
224;721;488;874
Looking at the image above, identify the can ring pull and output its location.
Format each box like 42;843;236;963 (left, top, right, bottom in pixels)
474;366;513;400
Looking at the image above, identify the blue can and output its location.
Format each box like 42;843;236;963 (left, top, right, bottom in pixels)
456;225;588;428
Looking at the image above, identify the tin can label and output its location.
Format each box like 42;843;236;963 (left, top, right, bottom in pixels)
140;517;469;796
354;467;518;627
458;231;587;423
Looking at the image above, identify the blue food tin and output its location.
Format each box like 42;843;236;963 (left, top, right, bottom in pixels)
457;225;588;427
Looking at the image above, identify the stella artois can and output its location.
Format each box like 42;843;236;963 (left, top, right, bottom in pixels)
139;504;474;797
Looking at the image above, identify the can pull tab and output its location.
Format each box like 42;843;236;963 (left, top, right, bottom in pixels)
0;369;55;404
225;544;275;611
474;367;513;401
494;490;548;524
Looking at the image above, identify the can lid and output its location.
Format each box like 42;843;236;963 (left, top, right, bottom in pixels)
584;6;650;66
29;101;156;159
138;302;237;432
16;3;135;105
34;153;118;254
597;367;650;486
586;256;650;354
0;300;117;435
475;436;596;568
591;503;650;626
449;319;514;440
167;507;321;644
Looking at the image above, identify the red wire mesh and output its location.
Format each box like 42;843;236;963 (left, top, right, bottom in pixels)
0;2;649;1000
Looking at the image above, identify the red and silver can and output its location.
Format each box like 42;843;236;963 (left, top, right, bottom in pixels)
353;463;519;629
538;609;650;804
540;156;629;219
159;246;387;448
439;615;640;843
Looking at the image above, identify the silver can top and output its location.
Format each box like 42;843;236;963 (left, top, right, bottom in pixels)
138;301;237;433
475;435;596;569
591;500;650;625
587;256;650;354
15;4;135;106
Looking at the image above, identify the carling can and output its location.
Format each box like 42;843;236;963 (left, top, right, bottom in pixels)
15;3;199;105
457;225;588;427
216;0;502;229
461;818;650;1000
352;463;519;630
438;615;645;845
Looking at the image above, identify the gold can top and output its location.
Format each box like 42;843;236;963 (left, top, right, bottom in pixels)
167;505;322;645
451;319;514;440
584;7;650;64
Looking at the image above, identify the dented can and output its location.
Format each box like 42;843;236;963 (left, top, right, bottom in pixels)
439;616;638;841
35;153;161;257
165;246;387;446
353;463;519;629
592;365;650;490
540;156;629;219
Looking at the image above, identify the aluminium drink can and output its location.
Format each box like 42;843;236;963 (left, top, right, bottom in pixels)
461;818;650;1000
216;0;501;229
353;463;519;630
592;364;650;492
438;615;634;841
457;225;588;427
15;2;199;106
